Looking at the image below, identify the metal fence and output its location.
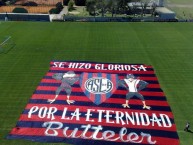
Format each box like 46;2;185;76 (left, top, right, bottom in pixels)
0;13;179;22
63;16;178;22
0;13;50;21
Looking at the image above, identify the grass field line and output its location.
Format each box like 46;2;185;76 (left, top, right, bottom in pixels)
0;36;11;46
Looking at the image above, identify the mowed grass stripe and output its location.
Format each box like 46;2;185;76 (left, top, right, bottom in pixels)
0;22;193;145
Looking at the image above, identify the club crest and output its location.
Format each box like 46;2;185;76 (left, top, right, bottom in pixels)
80;72;118;105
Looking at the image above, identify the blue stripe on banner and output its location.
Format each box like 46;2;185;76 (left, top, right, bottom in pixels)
86;73;93;98
143;88;163;92
106;73;112;99
79;74;83;88
7;134;151;145
94;73;102;105
95;94;101;105
28;99;172;112
14;121;179;139
115;74;119;89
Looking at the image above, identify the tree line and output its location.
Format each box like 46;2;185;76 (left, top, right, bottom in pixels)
85;0;131;16
0;0;157;16
64;0;157;17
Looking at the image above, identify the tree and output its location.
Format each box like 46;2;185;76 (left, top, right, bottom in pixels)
56;2;64;11
132;4;138;17
74;0;86;6
22;1;38;6
0;1;6;6
3;0;17;5
49;8;60;14
97;0;110;17
63;0;70;5
117;0;129;14
151;2;157;17
68;0;74;11
106;0;118;17
95;0;104;17
86;0;96;16
140;0;149;17
49;2;63;14
86;0;109;17
86;0;133;16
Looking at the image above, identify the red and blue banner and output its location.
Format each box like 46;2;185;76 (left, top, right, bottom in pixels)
7;61;180;145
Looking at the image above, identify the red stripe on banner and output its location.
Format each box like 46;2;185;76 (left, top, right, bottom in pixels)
101;94;106;103
136;77;158;81
141;91;165;97
24;104;175;118
31;94;89;102
109;74;118;102
152;137;179;145
19;114;177;132
40;79;58;83
31;94;170;107
80;72;88;96
10;127;179;145
147;84;161;88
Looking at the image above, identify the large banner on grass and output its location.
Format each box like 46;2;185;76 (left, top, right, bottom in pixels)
7;61;179;145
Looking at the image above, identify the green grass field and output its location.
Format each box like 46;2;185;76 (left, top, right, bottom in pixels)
0;22;193;145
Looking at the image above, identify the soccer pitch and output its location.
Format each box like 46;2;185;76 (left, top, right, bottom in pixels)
0;22;193;145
